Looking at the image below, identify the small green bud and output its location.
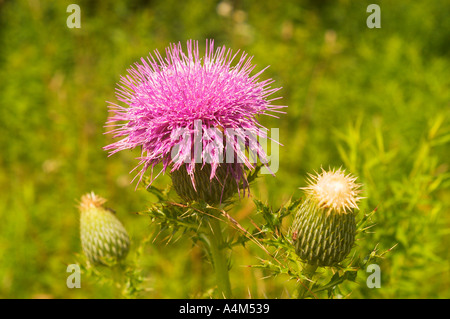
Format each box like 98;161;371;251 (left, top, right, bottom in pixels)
78;192;130;265
292;168;363;266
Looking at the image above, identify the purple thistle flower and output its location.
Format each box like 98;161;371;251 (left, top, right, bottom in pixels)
104;39;284;203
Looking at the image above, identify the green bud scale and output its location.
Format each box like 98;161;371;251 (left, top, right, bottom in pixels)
292;168;362;267
79;192;130;265
171;164;239;205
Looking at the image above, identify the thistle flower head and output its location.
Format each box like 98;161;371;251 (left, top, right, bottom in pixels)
301;167;362;214
292;168;363;266
104;39;284;201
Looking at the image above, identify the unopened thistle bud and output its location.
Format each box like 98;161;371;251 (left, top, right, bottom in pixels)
292;168;363;267
78;192;130;265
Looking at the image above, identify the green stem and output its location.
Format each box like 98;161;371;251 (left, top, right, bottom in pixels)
111;263;125;298
296;264;318;299
204;212;232;299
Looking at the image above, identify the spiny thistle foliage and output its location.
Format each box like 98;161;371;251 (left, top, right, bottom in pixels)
291;168;363;266
79;192;130;265
104;39;284;204
140;174;386;299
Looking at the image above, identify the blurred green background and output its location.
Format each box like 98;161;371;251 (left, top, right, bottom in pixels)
1;0;449;298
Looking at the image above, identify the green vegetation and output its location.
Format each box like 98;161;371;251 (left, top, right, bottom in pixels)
0;0;449;298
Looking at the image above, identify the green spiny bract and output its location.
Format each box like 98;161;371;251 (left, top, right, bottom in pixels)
171;164;240;205
291;168;362;267
79;192;130;265
292;197;356;266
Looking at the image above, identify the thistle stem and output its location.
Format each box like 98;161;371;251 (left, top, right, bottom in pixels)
296;264;318;299
205;212;232;299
